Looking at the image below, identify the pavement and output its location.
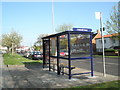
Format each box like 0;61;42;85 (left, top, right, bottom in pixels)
0;54;119;89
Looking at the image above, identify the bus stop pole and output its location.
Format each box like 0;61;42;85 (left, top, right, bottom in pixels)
100;12;106;77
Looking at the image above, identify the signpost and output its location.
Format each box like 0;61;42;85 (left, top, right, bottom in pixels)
95;12;106;77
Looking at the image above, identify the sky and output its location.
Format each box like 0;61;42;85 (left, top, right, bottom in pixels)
2;1;118;47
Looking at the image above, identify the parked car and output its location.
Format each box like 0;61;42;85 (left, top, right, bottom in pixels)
28;51;43;60
55;50;68;56
0;50;7;54
61;50;68;56
0;51;2;54
24;51;33;58
60;51;66;56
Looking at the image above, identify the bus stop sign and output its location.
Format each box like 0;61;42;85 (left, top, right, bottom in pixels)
73;28;92;32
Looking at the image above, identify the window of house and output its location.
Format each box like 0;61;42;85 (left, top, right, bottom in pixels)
112;39;115;43
99;39;106;44
104;40;106;43
99;39;102;44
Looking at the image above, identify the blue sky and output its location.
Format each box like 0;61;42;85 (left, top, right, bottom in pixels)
2;2;117;46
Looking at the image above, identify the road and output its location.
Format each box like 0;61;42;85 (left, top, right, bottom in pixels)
92;56;119;76
60;56;119;76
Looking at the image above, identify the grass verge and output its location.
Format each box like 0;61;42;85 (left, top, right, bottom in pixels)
71;80;120;88
3;53;43;65
93;55;120;58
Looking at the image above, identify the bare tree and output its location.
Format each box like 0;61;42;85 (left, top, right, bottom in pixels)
105;2;120;42
105;2;120;55
55;24;73;33
2;31;22;52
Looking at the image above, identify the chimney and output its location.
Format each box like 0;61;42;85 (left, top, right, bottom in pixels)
97;30;100;34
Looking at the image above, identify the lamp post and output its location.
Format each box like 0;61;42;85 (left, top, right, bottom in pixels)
95;12;106;77
52;0;55;34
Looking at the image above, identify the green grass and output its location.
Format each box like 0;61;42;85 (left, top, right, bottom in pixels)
71;80;120;88
105;56;120;58
3;53;43;65
93;55;120;58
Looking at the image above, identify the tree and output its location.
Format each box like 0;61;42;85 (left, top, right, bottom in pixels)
105;2;120;56
105;2;120;40
55;24;73;33
34;34;48;50
55;24;73;50
2;31;22;52
33;45;41;51
36;34;48;44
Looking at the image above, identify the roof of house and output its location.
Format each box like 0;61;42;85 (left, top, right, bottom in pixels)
92;33;97;39
95;33;119;39
92;30;101;44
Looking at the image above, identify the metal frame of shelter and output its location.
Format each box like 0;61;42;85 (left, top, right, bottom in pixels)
42;28;94;79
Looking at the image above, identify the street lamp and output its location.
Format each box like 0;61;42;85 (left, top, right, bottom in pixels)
95;12;106;77
52;0;55;34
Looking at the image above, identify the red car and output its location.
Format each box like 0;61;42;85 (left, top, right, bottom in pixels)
55;50;66;56
60;52;66;56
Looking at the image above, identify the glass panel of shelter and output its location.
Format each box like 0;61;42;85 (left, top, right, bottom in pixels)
59;34;68;58
70;34;90;57
58;33;91;75
59;34;69;74
50;37;57;71
44;39;50;64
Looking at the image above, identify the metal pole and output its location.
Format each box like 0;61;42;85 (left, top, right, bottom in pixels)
43;39;45;68
100;12;106;77
48;38;51;71
68;33;71;79
57;36;60;75
52;0;55;33
90;33;94;76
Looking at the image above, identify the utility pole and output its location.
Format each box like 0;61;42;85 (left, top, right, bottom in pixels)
52;0;55;34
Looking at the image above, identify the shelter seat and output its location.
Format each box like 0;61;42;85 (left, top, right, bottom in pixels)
60;63;75;75
60;63;75;69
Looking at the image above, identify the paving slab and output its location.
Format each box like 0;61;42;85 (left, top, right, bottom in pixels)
1;54;16;88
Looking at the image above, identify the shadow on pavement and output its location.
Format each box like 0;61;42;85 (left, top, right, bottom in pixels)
23;62;43;70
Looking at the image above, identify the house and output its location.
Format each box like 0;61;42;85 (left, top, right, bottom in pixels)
0;45;7;51
16;46;30;53
95;33;119;52
70;30;101;54
92;30;101;52
71;37;90;53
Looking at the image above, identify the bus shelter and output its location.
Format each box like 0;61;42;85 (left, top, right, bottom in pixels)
42;28;94;79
